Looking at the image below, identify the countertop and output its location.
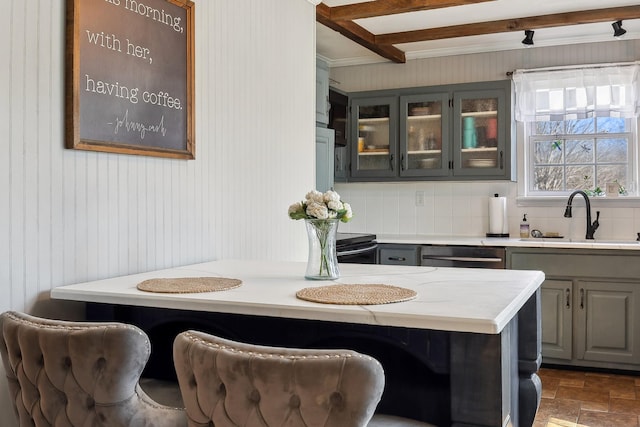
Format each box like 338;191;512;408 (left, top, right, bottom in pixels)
376;234;640;250
50;259;544;335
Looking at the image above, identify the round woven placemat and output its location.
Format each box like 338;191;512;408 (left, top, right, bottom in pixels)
137;277;242;294
296;284;417;305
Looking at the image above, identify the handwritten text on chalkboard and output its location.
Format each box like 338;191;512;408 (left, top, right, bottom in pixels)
66;0;195;159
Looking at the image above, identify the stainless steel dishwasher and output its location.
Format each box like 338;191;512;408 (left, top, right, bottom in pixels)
420;245;506;269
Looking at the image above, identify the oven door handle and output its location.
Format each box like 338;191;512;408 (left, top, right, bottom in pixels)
337;244;378;257
422;256;504;263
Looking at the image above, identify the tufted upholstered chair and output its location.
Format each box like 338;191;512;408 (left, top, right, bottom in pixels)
173;330;435;427
174;330;383;427
0;311;187;427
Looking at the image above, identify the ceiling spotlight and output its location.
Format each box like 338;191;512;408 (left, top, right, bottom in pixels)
612;20;627;38
522;30;534;47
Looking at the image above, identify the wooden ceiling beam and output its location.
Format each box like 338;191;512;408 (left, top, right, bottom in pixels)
376;6;640;44
317;3;406;63
328;0;496;21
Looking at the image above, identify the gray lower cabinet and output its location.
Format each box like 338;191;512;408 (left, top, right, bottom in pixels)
377;244;420;266
508;247;640;370
576;280;639;365
540;279;573;360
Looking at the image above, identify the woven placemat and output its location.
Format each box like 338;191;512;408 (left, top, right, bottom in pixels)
137;277;242;294
296;284;417;305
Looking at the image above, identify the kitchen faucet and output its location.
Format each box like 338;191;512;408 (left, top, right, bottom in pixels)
563;190;600;240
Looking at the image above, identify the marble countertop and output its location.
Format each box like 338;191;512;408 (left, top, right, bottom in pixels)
50;259;544;335
377;234;640;250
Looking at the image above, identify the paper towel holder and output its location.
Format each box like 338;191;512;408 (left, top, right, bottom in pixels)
486;193;510;238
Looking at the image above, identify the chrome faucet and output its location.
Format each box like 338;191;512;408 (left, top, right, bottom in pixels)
563;190;600;240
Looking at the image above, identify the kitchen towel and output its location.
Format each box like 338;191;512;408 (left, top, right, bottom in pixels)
488;195;508;235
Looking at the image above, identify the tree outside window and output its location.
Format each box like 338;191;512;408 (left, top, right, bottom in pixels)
529;117;631;195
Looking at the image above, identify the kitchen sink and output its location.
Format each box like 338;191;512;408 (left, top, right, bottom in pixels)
519;238;639;245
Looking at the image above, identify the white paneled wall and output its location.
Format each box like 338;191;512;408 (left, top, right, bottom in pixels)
334;40;640;240
0;1;316;423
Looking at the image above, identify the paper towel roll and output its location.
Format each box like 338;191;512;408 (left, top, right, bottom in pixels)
488;195;508;235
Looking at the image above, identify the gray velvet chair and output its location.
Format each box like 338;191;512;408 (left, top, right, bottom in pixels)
0;311;187;427
173;330;434;427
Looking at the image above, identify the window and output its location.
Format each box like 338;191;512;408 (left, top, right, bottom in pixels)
528;117;632;195
513;63;639;197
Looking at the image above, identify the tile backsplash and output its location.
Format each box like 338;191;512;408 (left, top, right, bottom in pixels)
335;182;640;241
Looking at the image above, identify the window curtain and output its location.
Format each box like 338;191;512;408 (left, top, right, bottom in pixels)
512;62;640;122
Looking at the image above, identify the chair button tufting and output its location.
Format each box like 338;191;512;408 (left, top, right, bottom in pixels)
189;375;197;388
86;397;95;409
95;357;106;371
330;391;344;407
218;383;226;396
249;389;261;403
63;357;72;369
289;394;300;409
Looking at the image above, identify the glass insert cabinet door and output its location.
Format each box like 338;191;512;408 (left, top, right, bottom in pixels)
453;89;506;176
350;96;398;178
400;93;450;177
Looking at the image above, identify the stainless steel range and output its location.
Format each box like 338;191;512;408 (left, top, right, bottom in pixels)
336;232;377;264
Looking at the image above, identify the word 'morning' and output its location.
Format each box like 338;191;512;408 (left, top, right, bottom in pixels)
84;75;182;110
104;0;184;33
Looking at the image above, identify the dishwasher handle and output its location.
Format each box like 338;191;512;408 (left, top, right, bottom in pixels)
422;256;504;263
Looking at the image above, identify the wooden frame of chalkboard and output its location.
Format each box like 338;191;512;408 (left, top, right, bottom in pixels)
65;0;195;159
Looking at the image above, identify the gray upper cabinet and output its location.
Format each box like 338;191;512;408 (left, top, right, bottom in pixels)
316;60;330;125
399;93;450;178
315;127;335;192
350;96;399;179
346;80;515;181
452;87;512;178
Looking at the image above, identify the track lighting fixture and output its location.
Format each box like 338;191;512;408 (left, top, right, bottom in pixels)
612;20;627;38
522;30;534;47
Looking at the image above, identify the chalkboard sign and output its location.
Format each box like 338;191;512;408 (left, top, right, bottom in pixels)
65;0;195;159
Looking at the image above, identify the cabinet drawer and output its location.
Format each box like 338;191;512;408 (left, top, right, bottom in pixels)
378;245;420;266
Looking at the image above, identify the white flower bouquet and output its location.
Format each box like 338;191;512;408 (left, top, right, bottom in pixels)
288;190;352;222
288;190;352;279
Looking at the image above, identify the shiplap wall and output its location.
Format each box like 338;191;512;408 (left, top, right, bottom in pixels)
0;1;316;423
330;40;640;92
333;40;640;239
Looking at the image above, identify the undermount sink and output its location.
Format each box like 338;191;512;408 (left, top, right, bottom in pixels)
519;238;639;245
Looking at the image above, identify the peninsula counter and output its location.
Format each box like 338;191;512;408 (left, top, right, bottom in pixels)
51;260;544;427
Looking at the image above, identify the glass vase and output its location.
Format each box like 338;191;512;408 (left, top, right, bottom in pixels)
304;218;340;280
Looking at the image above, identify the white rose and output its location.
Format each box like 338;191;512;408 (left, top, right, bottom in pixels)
342;202;353;221
327;200;343;211
306;202;329;219
288;202;303;215
323;190;341;203
305;190;324;203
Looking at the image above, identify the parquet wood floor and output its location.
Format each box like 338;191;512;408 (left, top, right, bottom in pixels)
535;367;640;427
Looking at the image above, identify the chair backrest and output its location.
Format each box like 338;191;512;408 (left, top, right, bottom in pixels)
173;330;385;427
0;311;187;427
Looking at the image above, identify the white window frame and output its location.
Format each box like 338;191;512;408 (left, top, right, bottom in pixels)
523;119;637;197
514;62;640;203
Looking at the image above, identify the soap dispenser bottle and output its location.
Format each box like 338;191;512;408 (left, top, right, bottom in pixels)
520;214;530;238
